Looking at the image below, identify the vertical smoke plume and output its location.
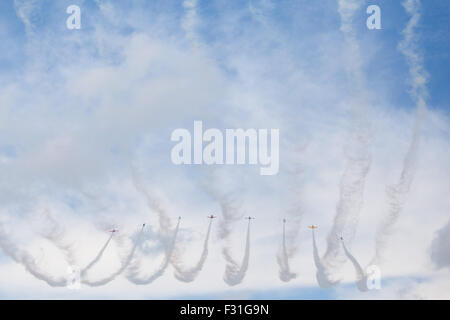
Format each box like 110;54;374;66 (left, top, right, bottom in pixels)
321;137;371;272
311;229;339;288
182;0;200;46
132;168;172;238
320;0;371;278
341;239;368;291
82;225;145;287
276;146;304;282
172;219;213;282
0;223;68;287
210;187;250;286
207;187;251;285
223;218;251;286
277;219;297;282
132;168;193;280
126;219;180;285
216;193;244;240
372;0;427;265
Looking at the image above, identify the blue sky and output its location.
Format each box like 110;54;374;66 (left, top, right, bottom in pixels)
0;0;449;299
0;1;448;111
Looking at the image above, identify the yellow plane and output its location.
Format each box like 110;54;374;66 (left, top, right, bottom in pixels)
307;225;318;230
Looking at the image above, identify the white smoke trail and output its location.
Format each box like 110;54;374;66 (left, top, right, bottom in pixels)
182;0;200;46
210;188;250;286
80;233;114;279
321;137;371;271
205;185;250;286
38;211;77;267
13;0;39;35
82;225;145;287
0;223;68;287
217;193;245;241
341;239;368;291
223;218;251;286
277;219;297;282
372;0;427;265
132;168;172;238
276;146;305;282
132;168;193;280
172;219;213;282
126;219;180;285
320;0;371;278
37;211;121;284
311;229;339;288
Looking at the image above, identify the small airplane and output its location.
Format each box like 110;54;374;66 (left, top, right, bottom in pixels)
109;228;119;233
307;225;318;230
207;215;216;219
142;223;146;227
283;218;286;223
337;234;344;241
178;216;182;220
245;216;255;220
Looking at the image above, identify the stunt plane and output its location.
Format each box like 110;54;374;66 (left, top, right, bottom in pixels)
109;228;119;233
245;216;255;220
283;218;286;223
307;225;318;230
207;215;216;219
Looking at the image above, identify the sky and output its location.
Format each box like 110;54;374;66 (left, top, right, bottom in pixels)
0;0;449;299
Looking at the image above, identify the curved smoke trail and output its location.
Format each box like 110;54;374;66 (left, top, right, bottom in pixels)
0;223;68;287
172;219;213;282
321;141;371;270
133;168;199;281
212;190;250;286
209;190;250;286
126;219;180;285
217;193;244;240
321;0;372;279
372;0;427;266
37;211;77;267
223;219;251;286
38;212;118;284
82;225;145;287
341;239;368;291
132;168;172;239
277;219;297;282
80;233;114;279
311;229;339;288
